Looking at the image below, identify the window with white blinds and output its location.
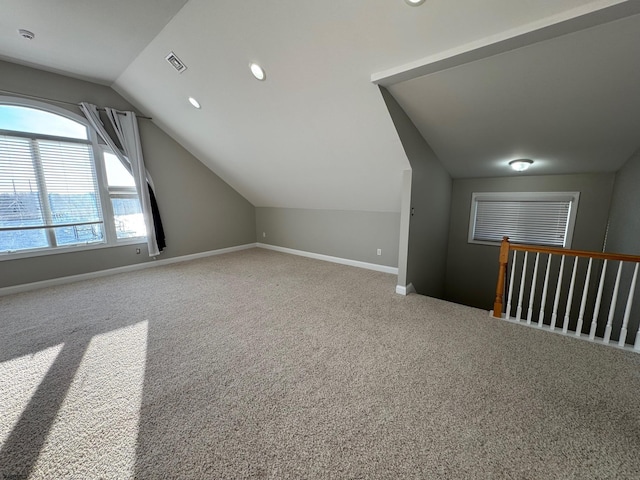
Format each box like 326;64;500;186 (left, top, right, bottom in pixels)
0;134;105;252
468;192;580;248
0;99;145;258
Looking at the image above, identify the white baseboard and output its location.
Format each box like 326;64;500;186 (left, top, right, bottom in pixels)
395;283;416;295
256;243;399;275
0;243;258;296
2;242;398;296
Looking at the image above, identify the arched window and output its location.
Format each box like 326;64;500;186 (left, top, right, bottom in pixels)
0;98;145;257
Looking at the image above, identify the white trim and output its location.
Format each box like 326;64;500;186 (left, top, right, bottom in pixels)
395;283;416;295
0;243;257;296
2;242;399;296
371;1;639;86
256;243;399;275
0;237;146;262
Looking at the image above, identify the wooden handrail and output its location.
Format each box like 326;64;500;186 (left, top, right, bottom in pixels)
492;237;640;319
510;243;640;263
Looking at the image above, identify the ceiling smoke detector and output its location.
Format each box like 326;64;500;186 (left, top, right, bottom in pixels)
18;29;35;40
165;51;187;73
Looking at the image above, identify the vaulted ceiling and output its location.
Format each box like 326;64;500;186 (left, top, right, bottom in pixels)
1;0;638;213
0;0;188;84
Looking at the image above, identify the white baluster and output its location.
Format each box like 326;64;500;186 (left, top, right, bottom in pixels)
618;263;639;347
589;259;608;340
604;261;623;344
527;253;540;325
562;256;579;334
575;258;592;337
506;251;517;320
538;254;552;327
516;251;528;321
550;255;566;330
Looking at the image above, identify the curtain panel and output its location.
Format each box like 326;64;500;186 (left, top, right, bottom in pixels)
79;102;165;256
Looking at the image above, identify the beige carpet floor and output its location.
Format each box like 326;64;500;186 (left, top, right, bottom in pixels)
1;248;639;479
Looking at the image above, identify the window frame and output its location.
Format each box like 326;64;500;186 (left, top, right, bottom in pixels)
0;96;146;261
100;146;146;241
468;191;580;249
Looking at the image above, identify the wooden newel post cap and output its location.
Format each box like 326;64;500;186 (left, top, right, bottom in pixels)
499;237;510;263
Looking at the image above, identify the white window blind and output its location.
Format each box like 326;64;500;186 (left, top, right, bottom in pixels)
0;135;43;225
469;192;580;248
0;134;104;252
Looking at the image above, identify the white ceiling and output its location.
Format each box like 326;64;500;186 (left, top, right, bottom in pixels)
1;0;638;211
386;10;640;178
0;0;188;84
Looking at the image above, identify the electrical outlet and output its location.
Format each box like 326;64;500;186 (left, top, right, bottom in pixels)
136;248;141;254
263;232;266;238
377;248;382;256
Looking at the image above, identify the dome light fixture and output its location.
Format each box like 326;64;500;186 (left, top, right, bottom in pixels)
405;0;426;6
249;63;266;81
509;159;534;172
188;97;201;109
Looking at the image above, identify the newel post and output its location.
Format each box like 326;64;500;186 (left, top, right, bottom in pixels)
493;236;510;318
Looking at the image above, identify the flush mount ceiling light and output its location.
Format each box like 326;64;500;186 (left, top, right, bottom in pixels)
249;63;266;81
188;97;201;109
405;0;426;6
509;159;534;172
18;29;35;40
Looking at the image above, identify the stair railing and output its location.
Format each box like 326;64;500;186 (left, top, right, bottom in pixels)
492;236;640;351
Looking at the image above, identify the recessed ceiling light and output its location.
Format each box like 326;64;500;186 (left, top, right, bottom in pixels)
18;29;35;40
405;0;426;6
188;97;201;109
249;63;266;81
509;159;534;171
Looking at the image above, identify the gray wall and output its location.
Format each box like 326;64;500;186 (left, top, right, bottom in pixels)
606;149;640;256
396;170;412;287
603;149;640;343
380;88;452;298
0;60;256;288
256;208;400;268
445;173;615;309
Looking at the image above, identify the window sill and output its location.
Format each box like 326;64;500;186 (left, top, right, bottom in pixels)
0;238;147;262
468;239;570;248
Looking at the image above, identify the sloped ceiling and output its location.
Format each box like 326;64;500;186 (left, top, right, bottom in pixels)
1;1;637;212
0;0;188;84
384;9;640;178
114;0;626;212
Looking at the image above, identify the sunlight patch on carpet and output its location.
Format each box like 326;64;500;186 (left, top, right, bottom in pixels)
31;321;148;479
0;344;63;446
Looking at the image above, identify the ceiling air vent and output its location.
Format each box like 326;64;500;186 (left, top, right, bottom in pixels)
165;51;187;73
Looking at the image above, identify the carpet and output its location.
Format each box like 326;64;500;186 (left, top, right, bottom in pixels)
1;248;639;479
